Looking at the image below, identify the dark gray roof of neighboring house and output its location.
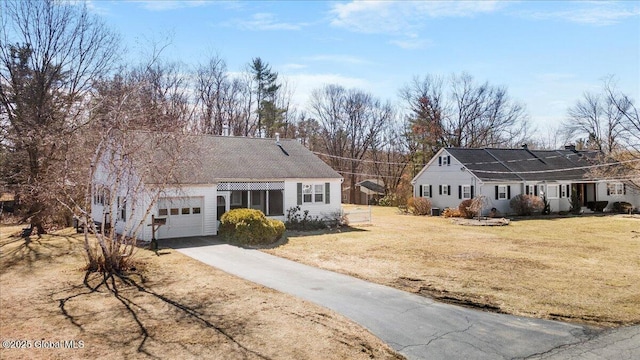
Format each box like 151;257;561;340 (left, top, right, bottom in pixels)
131;132;342;184
445;148;601;182
357;180;385;194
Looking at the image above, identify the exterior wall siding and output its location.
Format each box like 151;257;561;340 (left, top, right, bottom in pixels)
284;179;342;220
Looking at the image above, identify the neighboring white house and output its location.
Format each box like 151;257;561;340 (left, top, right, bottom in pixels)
92;132;343;240
411;146;640;216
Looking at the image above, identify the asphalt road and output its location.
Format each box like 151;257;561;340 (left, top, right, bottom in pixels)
167;237;638;360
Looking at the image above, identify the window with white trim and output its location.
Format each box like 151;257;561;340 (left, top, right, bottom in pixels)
498;185;507;200
314;184;324;203
462;185;471;199
608;183;624;196
560;185;568;198
303;184;313;203
441;185;450;195
302;184;326;203
421;184;431;197
547;185;559;199
441;156;449;166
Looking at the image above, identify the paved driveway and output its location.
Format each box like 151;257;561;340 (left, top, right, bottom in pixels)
164;237;636;360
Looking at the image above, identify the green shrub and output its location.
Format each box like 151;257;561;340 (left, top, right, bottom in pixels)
510;194;544;216
219;208;285;245
378;194;398;207
407;197;432;216
569;190;582;214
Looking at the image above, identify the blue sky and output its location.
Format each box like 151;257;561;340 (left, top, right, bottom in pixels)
90;0;639;138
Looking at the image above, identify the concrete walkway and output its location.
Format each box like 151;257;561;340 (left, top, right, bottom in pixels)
165;237;626;360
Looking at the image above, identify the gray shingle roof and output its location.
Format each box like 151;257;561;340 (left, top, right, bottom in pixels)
446;148;600;182
357;180;385;194
131;132;342;184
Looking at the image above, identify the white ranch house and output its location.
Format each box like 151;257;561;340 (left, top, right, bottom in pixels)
412;146;640;216
92;132;342;240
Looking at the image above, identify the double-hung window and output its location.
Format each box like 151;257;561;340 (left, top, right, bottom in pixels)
421;184;431;197
462;185;471;199
303;184;313;203
314;184;324;203
608;183;624;196
497;185;507;200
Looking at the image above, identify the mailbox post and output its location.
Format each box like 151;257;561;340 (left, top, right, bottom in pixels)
149;215;166;251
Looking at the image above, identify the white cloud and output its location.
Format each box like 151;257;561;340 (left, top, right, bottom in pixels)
524;3;640;26
303;54;371;65
329;1;503;34
281;63;308;71
389;38;433;50
227;13;306;31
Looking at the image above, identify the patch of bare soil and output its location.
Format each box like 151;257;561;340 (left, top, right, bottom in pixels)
450;218;510;226
0;228;403;360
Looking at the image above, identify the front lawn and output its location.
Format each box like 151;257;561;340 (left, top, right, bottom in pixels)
265;206;640;327
0;227;402;360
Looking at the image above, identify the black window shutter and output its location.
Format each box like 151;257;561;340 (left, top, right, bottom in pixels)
607;186;610;196
507;186;511;199
458;186;462;199
447;155;451;166
623;184;626;195
419;185;423;197
439;185;442;195
429;185;433;198
438;157;442;166
325;182;330;204
566;185;570;197
495;185;499;200
297;183;302;205
447;185;451;195
534;186;538;197
471;185;475;199
525;186;529;195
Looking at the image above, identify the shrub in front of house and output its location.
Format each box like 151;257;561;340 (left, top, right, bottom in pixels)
219;208;285;245
285;206;328;230
407;197;432;216
612;201;633;214
458;196;488;219
509;194;544;216
377;194;398;207
458;199;476;219
586;201;608;212
442;208;462;218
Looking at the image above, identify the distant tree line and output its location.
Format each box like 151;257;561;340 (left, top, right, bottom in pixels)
1;0;638;237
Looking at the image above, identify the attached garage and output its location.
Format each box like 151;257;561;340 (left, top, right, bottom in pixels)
156;197;204;238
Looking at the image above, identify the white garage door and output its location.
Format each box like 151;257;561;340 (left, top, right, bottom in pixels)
156;197;203;239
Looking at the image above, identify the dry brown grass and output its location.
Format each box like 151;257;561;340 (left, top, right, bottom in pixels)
266;206;640;328
0;227;402;360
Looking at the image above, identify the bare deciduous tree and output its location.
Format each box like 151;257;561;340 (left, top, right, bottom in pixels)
400;72;530;177
311;84;393;203
564;79;628;154
0;0;120;233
